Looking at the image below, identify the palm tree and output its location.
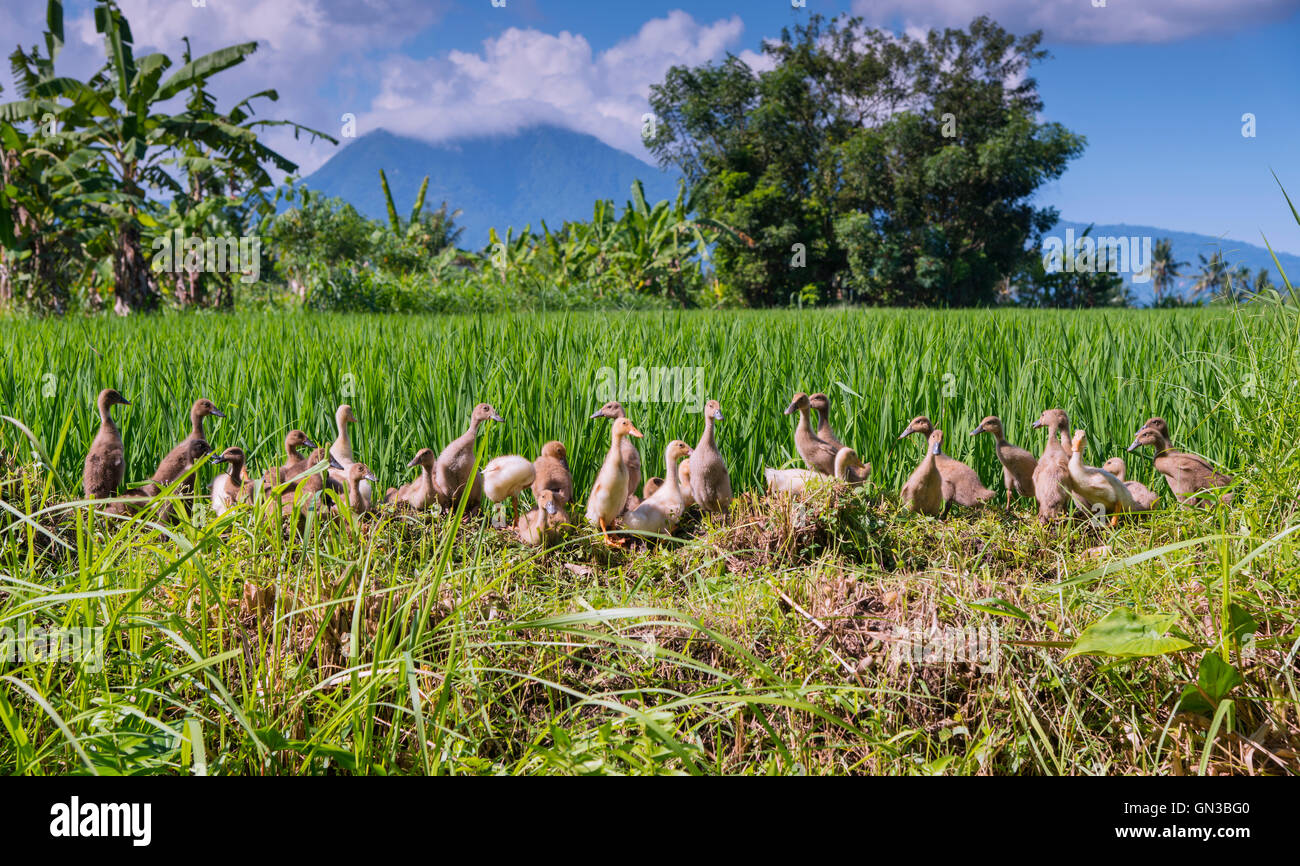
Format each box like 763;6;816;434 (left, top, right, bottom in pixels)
1148;237;1187;304
1191;251;1229;302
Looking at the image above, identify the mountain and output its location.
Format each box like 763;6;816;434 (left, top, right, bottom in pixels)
301;126;681;248
1051;220;1299;305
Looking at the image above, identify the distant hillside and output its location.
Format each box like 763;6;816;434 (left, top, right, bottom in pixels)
1052;220;1299;305
301;126;681;248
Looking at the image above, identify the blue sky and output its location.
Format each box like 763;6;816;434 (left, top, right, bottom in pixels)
2;0;1297;252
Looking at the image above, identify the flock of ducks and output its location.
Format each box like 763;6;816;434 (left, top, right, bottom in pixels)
79;387;1236;546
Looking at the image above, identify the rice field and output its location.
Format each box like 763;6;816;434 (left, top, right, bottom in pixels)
1;305;1298;775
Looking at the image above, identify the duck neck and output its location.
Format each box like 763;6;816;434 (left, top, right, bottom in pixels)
334;412;352;457
815;410;835;441
348;478;364;510
190;407;205;440
98;399;117;430
662;451;682;497
794;407;812;437
833;449;850;480
700;415;716;451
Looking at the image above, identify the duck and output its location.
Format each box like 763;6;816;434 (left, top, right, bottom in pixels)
784;392;838;475
482;455;536;523
262;429;318;490
337;463;378;516
531;441;574;506
808;392;871;482
275;447;344;519
765;446;869;494
1030;408;1078;520
156;398;225;500
624;440;694;536
516;488;569;548
1066;430;1137;523
1127;425;1232;505
1101;457;1160;511
691;399;733;513
902;429;947;516
898;416;994;507
590;401;643;513
122;439;222;521
328;404;372;510
210;447;249;516
642;477;665;499
83;388;131;500
435;403;503;512
970;415;1037;507
385;448;438;510
585;416;644;544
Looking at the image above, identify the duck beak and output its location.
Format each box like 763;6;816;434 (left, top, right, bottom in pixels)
120;398;132;406
1126;439;1140;453
304;439;318;449
897;427;912;440
491;412;505;423
211;454;229;465
211;409;226;418
1031;419;1044;429
407;455;421;468
783;401;797;415
365;472;377;483
628;425;645;438
970;426;982;437
544;500;557;515
589;410;604;419
328;455;345;471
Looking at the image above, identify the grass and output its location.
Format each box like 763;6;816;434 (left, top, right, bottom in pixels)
0;304;1298;775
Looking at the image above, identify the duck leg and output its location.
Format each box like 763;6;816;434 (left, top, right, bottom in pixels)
598;517;625;547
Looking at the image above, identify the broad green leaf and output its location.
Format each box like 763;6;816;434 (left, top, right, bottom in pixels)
1065;609;1194;660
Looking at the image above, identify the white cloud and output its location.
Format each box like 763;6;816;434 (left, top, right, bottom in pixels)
849;0;1299;44
360;11;752;164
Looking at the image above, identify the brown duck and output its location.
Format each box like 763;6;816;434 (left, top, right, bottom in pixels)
262;429;318;491
971;415;1036;506
156;398;224;500
386;448;438;510
691;399;732;513
1030;408;1078;520
591;401;642;512
784;392;838;475
809;392;870;483
83;388;131;500
898;416;994;507
1128;426;1232;505
435;403;502;511
531;440;574;506
902;429;947;516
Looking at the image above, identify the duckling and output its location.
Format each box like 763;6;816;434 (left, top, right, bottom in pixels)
157;398;225;500
483;455;536;524
898;416;994;507
275;447;344;518
902;429;946;516
328;404;372;510
1030;408;1077;520
971;415;1037;507
586;416;644;544
624;440;694;536
1128;426;1232;506
531;440;574;506
210;447;248;516
1066;430;1137;523
808;392;871;482
1102;457;1160;511
691;399;733;513
784;392;838;475
83;388;131;500
642;477;665;499
516;488;569;548
262;429;318;490
591;401;642;512
435;403;503;512
766;446;869;494
385;447;438;510
337;463;378;515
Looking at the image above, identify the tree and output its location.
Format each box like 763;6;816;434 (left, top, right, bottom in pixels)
647;14;1084;307
1148;238;1187;305
0;0;333;313
1191;251;1229;303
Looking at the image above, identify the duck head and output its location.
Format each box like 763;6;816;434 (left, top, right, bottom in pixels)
539;441;568;463
1135;416;1168;440
194;398;225;419
783;392;810;415
1071;429;1087;454
190;439;217;464
590;401;626;420
286;429;317;452
407;447;436;470
348;463;377;484
899;416;934;440
704;399;723;421
1031;408;1069;433
1102;457;1126;480
473;403;505;425
927;429;944;455
217;447;246;473
808;393;832;415
1127;426;1167;453
536;488;559;516
612;417;644;439
337;404;358;425
970;415;1003;438
98;388;131;411
668;440;693;461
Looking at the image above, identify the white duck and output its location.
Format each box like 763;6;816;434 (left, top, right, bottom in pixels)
585;416;643;544
624;440;693;536
210;447;248;516
328;404;372;510
765;446;870;494
1065;430;1137;524
482;455;536;524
